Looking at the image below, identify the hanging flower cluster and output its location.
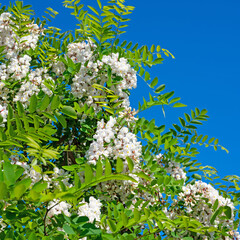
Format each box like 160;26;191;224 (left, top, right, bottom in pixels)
0;12;53;121
65;41;137;113
86;116;142;166
47;196;102;224
10;155;72;187
78;196;102;223
11;154;103;228
85;117;142;203
163;181;240;239
155;153;187;181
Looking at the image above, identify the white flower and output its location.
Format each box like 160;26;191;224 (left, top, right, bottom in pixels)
78;197;102;223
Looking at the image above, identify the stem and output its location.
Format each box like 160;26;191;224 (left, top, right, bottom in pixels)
135;229;156;239
43;202;59;236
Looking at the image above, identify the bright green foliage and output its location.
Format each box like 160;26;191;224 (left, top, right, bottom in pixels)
0;1;238;240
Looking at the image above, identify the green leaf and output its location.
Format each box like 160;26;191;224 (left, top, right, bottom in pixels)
0;182;8;199
126;157;134;172
3;161;15;186
150;44;155;52
224;206;232;219
74;170;81;189
61;106;77;119
17;101;25;117
51;95;60;110
0;140;23;148
39;95;50;111
105;159;112;176
32;182;48;192
88;6;99;15
97;0;102;9
29;94;38;113
107;219;116;232
126;42;132;49
192;174;201;180
132;43;138;51
42;112;56;122
213;199;219;211
208;137;215;144
7;104;13;119
28;232;37;240
121;40;127;47
169;97;181;105
63;224;75;235
144;72;150;81
134;209;141;222
96;160;103;179
210;206;223;225
173;103;187;108
135;172;151;181
142;48;147;60
14;184;27;199
121;212;128;225
116;158;124;173
150;77;158;88
55;112;67;128
155;84;165;93
139;68;144;76
85;164;93;184
179;117;186;127
153;58;163;64
202;135;208;143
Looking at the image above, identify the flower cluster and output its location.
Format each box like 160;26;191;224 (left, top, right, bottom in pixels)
86;117;157;206
96;174;139;204
155;154;187;181
47;196;102;225
118;107;138;127
7;55;31;80
0;12;41;59
47;200;71;220
67;41;96;64
164;181;239;239
101;52;137;90
0;12;54;121
179;181;235;226
10;155;71;188
66;41;137;114
78;196;102;223
13;68;53;107
86;116;142;166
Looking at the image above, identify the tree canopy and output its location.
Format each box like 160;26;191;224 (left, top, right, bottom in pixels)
0;0;239;239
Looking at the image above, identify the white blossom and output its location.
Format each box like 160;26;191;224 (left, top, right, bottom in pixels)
78;196;102;223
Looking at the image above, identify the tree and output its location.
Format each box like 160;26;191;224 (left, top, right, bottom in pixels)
0;0;239;239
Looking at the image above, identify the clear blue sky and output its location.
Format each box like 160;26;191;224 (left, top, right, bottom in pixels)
2;0;240;178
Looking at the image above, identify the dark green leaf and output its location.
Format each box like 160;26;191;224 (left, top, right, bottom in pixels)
155;84;165;93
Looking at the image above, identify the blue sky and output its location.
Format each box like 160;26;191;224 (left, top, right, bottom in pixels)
2;0;240;178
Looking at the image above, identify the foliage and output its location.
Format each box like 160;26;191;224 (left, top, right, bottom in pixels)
0;0;238;239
